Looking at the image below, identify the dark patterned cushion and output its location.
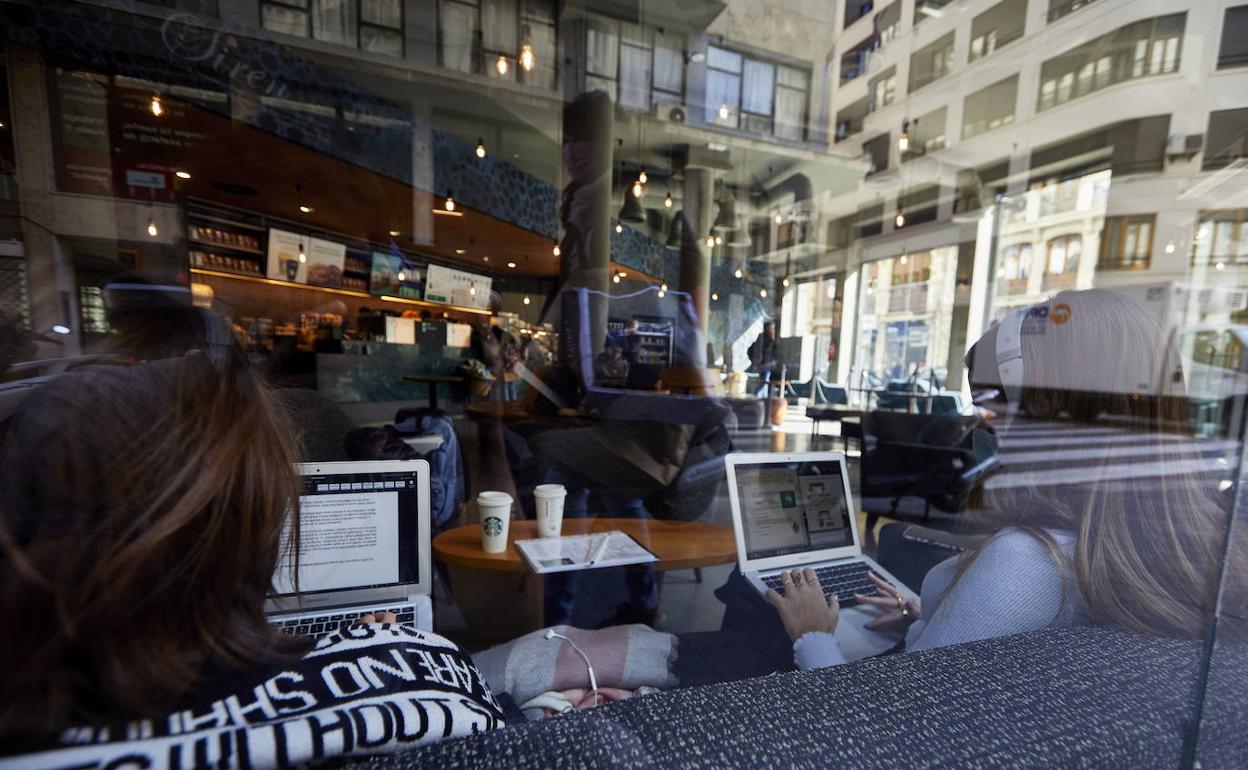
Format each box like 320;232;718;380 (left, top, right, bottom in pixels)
345;625;1247;769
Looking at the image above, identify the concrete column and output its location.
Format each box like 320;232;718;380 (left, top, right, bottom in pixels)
679;166;714;336
8;46;79;356
557;90;612;367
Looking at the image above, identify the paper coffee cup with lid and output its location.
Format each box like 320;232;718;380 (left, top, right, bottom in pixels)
478;491;513;553
533;484;567;538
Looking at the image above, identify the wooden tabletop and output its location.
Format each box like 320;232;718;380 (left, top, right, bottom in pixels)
433;518;737;573
402;374;465;383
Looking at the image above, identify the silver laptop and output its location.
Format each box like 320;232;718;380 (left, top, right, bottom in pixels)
266;460;433;637
725;451;909;606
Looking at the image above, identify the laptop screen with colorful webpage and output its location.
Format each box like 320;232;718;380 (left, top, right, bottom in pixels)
733;459;855;562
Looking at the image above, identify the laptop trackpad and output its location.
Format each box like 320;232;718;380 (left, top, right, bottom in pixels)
835;606;905;661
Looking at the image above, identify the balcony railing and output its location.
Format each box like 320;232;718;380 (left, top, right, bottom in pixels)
1042;271;1078;292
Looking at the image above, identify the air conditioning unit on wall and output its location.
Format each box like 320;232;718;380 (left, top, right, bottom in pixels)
1167;133;1203;159
653;102;687;124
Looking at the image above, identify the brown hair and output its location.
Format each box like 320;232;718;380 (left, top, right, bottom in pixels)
0;339;304;741
959;289;1233;638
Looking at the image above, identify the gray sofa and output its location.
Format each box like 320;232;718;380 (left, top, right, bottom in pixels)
344;625;1247;769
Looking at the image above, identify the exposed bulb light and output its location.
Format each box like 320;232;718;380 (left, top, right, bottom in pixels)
1216;261;1226;271
483;255;490;262
495;55;510;76
618;271;627;278
782;277;790;287
470;286;476;296
523;296;531;304
150;93;163;116
553;244;561;256
389;229;400;237
507;261;517;269
615;223;623;233
51;324;71;335
175;170;191;180
714;234;723;246
146;216;159;237
0;120;6;128
298;243;307;263
774;212;783;225
398;270;407;281
658;290;666;298
519;27;535;72
895;211;906;228
718;104;730;120
734;268;743;279
476;138;487;159
760;288;767;298
613;274;621;284
445;192;456;212
455;248;467;254
638;169;648;185
1165;242;1176;254
900;254;908;265
661;283;669;292
299;205;313;214
706;234;716;248
632;180;644;198
711;292;719;301
898;120;911;154
664;191;673;208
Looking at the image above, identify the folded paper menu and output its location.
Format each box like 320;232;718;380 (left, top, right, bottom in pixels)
515;531;657;575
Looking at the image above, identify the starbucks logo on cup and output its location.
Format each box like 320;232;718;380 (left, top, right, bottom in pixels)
483;516;504;536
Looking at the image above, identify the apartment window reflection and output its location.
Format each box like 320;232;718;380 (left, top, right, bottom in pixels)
585;17;684;109
1037;14;1184;112
1204;108;1248;171
969;0;1027;63
909;32;955;93
840;36;879;85
706;46;809;140
914;0;953;25
439;0;557;87
962;75;1017;139
867;66;896;114
1047;0;1098;24
901;107;948;161
1044;234;1082;290
1220;5;1248;69
1099;215;1154;270
263;0;404;55
1000;243;1034;295
876;1;901;44
1193;210;1248;267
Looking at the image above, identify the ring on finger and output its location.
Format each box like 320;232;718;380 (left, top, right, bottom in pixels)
895;594;905;609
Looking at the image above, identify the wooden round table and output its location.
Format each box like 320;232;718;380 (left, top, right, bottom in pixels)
433;518;736;637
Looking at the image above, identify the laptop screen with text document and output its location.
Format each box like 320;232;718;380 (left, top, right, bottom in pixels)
271;468;422;598
734;459;855;562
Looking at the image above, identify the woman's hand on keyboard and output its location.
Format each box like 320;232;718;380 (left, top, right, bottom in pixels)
766;568;839;641
853;572;921;632
358;611;397;624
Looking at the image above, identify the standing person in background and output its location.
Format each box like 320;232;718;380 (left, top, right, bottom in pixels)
471;292;519;400
748;321;778;398
621;318;644;365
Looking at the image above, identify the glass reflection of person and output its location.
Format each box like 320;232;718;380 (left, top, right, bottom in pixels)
749;321;778;398
768;289;1234;669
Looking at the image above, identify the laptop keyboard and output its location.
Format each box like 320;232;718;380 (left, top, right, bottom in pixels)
271;606;416;638
762;562;880;608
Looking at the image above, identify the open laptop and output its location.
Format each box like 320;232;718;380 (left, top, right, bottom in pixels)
265;459;433;637
726;451;908;607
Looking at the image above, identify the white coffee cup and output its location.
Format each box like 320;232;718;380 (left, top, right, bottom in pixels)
533;484;567;538
477;491;513;553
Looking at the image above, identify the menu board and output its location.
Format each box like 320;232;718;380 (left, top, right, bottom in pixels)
425;264;491;310
306;238;345;288
370;250;403;295
267;228;306;283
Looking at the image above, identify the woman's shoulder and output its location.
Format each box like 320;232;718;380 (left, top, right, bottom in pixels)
7;625;503;770
970;527;1076;577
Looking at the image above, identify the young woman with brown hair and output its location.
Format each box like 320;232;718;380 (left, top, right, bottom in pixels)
0;302;502;768
769;289;1237;668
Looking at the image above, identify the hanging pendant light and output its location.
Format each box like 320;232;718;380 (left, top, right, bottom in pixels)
615;223;624;233
445;191;456;212
150;93;163;117
298;242;307;263
619;190;645;222
519;26;535;72
898;119;911;154
664;190;673;209
146;215;159;238
714;233;723;246
734;267;744;279
495;55;510;76
638;169;648;185
705;231;716;249
632;179;644;198
894;210;906;228
475;138;487;159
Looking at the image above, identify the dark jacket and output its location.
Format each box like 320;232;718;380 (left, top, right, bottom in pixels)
748;332;777;370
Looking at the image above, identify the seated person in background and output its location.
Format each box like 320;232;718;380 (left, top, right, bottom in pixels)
0;308;502;768
765;289;1233;669
593;339;630;387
